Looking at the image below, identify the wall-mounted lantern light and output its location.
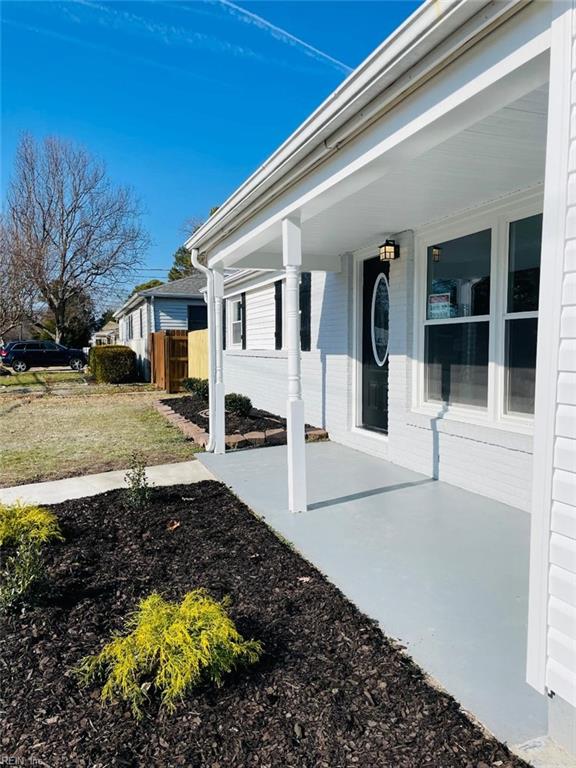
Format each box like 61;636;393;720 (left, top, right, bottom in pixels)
431;246;442;263
379;239;400;261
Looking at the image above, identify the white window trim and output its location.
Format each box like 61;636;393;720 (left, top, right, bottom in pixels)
412;191;543;435
228;297;243;349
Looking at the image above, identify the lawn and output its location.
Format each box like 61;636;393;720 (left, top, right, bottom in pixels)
1;481;529;767
0;369;88;389
0;390;199;487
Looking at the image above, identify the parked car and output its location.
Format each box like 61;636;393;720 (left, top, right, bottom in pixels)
0;340;87;372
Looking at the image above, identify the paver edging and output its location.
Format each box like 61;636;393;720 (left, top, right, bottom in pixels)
153;400;328;450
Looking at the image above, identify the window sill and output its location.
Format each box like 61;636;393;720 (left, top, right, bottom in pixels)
225;349;287;359
407;405;533;452
351;426;389;443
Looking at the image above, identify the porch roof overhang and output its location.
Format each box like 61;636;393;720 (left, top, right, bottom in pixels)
186;0;556;273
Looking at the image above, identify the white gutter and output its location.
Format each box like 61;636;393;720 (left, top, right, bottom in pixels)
185;0;529;256
191;248;216;453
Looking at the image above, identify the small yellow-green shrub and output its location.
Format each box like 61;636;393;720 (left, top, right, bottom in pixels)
76;590;263;717
0;503;63;612
0;502;63;547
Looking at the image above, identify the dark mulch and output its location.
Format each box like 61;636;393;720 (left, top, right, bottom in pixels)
1;482;529;768
163;394;306;434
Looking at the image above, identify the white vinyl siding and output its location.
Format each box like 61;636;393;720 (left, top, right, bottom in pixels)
245;284;275;349
527;6;576;720
224;269;351;439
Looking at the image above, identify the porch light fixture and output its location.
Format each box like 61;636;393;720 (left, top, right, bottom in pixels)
379;239;399;261
431;246;442;263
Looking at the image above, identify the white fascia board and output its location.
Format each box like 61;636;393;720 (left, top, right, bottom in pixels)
148;293;204;300
187;0;532;257
113;293;145;319
223;270;285;299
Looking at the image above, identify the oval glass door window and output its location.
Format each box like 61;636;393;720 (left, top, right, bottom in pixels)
371;272;390;367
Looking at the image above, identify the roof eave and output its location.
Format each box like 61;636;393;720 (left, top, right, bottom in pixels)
185;0;530;257
113;292;146;318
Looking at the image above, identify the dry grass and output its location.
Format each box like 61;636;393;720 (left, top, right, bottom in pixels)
0;390;199;488
0;369;87;388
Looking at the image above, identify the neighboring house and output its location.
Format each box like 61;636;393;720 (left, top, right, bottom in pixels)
113;275;207;379
90;320;119;347
185;0;576;758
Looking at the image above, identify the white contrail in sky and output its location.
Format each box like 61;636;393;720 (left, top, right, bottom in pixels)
215;0;353;74
71;0;264;62
2;17;229;86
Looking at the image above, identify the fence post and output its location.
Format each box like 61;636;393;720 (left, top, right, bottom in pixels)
164;333;171;392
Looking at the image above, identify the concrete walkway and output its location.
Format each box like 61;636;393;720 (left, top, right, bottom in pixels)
0;460;214;505
199;442;547;750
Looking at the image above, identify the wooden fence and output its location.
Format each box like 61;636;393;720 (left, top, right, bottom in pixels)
149;330;189;393
188;329;209;379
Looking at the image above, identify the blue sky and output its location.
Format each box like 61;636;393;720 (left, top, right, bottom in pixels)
1;0;420;288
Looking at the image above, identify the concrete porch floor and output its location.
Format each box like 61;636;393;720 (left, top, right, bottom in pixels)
199;441;547;749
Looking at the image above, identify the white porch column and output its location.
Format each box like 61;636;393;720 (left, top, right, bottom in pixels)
213;265;226;455
282;215;307;513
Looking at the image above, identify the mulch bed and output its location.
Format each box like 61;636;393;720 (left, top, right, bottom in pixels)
158;395;327;449
1;481;529;768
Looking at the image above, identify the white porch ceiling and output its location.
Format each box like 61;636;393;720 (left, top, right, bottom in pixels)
240;84;548;269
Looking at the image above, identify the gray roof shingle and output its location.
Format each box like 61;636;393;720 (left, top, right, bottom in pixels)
139;274;206;297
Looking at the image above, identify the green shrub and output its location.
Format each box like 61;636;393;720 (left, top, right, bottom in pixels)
182;377;209;400
0;503;63;612
0;540;44;613
124;453;151;510
76;590;262;718
89;345;137;384
225;393;252;417
0;502;63;547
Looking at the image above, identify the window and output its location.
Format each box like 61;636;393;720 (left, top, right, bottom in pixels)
126;315;133;340
424;229;491;407
188;304;207;332
229;297;244;347
504;213;542;415
420;204;542;423
274;281;283;350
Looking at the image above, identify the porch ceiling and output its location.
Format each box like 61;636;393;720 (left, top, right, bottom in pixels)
232;84;548;270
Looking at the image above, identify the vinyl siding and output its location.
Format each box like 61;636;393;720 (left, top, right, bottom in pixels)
537;8;576;710
245;284;276;350
224;269;351;437
154;298;203;331
546;263;576;707
117;301;150;379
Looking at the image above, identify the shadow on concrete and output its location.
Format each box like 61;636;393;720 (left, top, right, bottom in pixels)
308;477;435;511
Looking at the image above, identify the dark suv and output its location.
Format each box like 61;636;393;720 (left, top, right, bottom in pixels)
0;340;87;373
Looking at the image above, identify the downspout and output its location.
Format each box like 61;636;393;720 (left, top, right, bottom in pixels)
191;248;216;453
150;296;156;333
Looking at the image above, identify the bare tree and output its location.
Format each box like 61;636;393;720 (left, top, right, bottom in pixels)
0;218;34;340
6;135;148;342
